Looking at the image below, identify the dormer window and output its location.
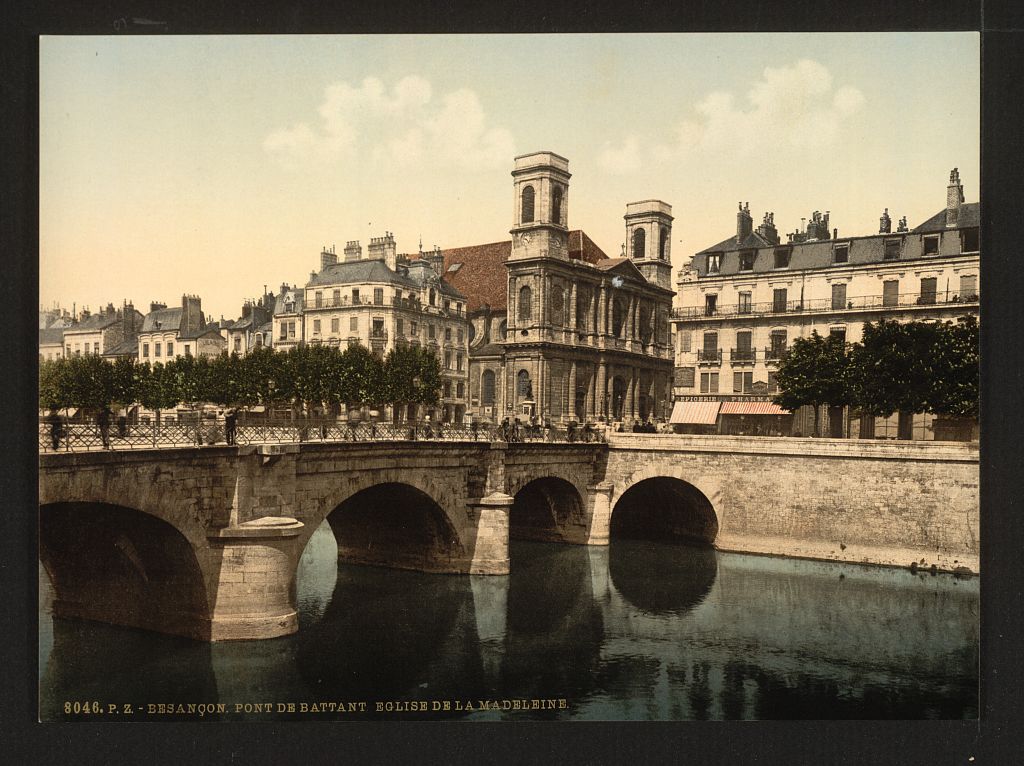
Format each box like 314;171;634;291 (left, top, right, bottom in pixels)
773;247;791;269
833;243;849;264
739;251;755;272
923;234;940;256
706;253;721;274
884;239;901;261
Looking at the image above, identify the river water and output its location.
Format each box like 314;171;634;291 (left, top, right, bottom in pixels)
39;522;978;721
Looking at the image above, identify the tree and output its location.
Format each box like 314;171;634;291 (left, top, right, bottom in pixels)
773;331;851;436
928;315;979;418
383;345;442;421
338;344;385;412
108;357;139;411
39;359;73;413
137;362;179;427
64;354;115;411
205;352;244;408
238;346;281;408
848;319;938;418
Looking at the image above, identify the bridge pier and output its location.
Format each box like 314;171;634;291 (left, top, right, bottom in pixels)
467;492;513;575
584;481;615;545
203;518;305;640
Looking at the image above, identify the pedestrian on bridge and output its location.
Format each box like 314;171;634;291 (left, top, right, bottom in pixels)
47;410;63;452
97;406;111;449
224;408;237;445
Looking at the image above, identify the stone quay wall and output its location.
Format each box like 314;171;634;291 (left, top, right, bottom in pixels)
604;434;980;574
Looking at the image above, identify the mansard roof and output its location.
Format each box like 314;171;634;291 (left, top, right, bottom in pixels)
912;202;980;233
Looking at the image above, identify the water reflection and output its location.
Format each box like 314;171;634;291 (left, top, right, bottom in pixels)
608;540;717;615
39;522;978;721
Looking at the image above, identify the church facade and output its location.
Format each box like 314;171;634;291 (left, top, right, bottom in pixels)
438;151;675;426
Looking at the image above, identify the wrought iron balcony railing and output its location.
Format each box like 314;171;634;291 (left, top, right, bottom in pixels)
697;349;722;364
672;290;979;321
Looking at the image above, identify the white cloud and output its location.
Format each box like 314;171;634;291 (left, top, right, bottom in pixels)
264;76;514;171
597;136;642;174
654;59;866;160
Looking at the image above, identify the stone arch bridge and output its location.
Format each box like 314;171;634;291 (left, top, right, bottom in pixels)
38;435;978;641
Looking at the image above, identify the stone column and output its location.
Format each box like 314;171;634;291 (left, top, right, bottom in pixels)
586;481;615;545
204;518;305;640
467;492;512;575
568;282;577;333
507;277;517;331
568;360;577;420
596;362;607;419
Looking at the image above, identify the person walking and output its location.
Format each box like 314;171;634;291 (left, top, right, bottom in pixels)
48;410;63;451
224;408;238;445
97;406;111;449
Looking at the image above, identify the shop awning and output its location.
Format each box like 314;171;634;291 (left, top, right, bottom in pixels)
669;401;721;425
719;401;790;416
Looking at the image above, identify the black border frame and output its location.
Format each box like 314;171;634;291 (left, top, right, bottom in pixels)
5;1;1022;762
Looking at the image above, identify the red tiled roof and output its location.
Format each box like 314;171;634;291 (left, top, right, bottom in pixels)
405;230;609;313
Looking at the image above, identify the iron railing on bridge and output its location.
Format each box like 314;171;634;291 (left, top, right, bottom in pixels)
38;418;605;453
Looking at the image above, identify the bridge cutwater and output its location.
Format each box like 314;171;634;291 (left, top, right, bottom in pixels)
39;434;979;641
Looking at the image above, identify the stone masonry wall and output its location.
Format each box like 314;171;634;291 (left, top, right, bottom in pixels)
604;434;980;573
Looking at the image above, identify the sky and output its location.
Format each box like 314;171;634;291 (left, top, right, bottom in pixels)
40;33;979;322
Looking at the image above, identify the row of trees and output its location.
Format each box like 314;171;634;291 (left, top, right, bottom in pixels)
39;344;443;419
773;317;979;435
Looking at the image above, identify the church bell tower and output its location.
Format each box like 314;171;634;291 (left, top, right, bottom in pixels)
510;151;571;261
624;200;674;289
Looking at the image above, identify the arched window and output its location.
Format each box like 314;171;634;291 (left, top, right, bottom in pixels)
550;284;565;326
521;185;535;224
659;227;669;260
498;319;508;339
428;288;436;306
612;297;625;337
481;369;496;405
517;369;532;400
551;185;563;225
632;228;646;260
518;285;533;322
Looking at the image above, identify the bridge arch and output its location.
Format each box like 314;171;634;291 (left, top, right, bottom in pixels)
39;501;211;639
609;471;720;546
508;475;588;544
302;471;470;575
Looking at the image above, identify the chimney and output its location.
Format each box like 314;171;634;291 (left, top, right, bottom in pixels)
755;211;779;245
149;301;166;313
946;167;965;228
320;246;338;271
368;232;398;270
242;302;252;320
181;294;203;335
344;240;362;262
736;202;752;244
427;245;444;275
897;215;908;233
879;208;892;234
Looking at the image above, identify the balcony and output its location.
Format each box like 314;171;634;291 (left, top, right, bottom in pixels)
672;290;980;321
729;348;756;365
697;349;722;365
764;346;788;364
